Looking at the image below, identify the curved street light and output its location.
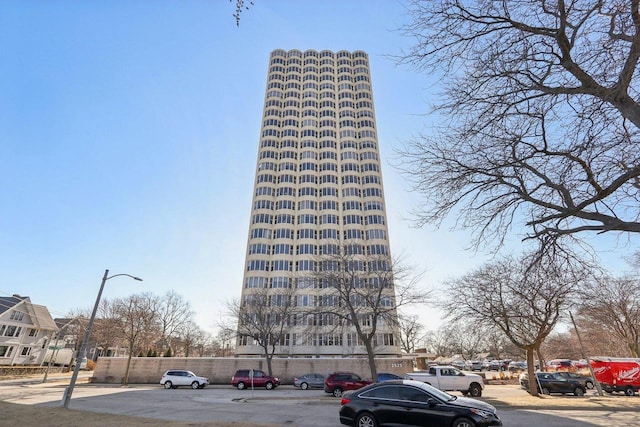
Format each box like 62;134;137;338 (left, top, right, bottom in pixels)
61;269;142;408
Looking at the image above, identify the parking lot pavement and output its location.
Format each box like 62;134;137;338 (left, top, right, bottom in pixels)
1;378;639;426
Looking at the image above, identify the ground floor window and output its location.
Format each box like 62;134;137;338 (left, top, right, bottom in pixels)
0;345;13;357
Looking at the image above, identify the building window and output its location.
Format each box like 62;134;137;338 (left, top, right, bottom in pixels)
297;244;316;255
247;260;269;271
28;329;37;337
296;260;316;271
21;347;31;356
250;228;271;239
297;228;317;239
9;310;24;321
272;244;292;255
0;346;14;357
274;228;293;239
320;229;338;239
271;260;292;271
271;277;290;288
3;326;21;337
245;277;267;288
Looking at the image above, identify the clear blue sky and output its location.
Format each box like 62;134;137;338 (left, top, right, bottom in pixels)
1;1;635;335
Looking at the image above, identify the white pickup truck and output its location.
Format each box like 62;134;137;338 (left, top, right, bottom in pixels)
404;365;485;397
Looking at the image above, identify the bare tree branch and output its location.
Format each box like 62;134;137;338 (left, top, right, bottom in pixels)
396;0;640;250
440;251;587;395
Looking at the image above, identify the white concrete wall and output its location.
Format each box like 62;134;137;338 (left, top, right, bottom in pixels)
92;356;415;385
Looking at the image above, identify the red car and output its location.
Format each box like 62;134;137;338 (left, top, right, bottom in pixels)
546;359;575;372
231;369;280;390
324;372;372;397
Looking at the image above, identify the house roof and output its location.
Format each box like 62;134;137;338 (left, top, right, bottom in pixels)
30;304;58;330
0;295;58;331
0;295;29;315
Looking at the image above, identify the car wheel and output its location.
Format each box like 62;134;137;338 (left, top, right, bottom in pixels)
265;382;274;390
356;411;377;427
163;381;172;390
452;417;475;427
237;382;246;390
542;387;550;395
574;387;585;397
191;381;200;389
300;382;309;390
586;381;594;390
333;387;343;397
625;386;635;396
468;383;482;397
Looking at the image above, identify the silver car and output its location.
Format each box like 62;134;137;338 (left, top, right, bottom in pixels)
293;373;325;390
160;369;209;389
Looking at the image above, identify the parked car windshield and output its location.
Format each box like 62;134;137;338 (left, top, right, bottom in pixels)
413;380;457;402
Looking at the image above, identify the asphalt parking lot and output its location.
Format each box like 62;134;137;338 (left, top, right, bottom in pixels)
1;375;638;426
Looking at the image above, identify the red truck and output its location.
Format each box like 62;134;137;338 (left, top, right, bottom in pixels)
590;357;640;396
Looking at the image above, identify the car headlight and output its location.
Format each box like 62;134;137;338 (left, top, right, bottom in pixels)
469;408;491;418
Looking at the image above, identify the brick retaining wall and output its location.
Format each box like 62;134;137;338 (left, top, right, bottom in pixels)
92;357;415;385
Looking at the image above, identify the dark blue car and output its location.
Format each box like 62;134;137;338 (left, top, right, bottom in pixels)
377;372;403;382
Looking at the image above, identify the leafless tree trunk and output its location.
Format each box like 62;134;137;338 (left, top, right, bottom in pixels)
114;293;160;385
229;285;297;376
314;244;430;379
440;251;586;396
396;0;640;252
397;313;426;354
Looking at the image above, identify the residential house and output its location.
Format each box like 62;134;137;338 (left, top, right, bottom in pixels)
0;295;58;365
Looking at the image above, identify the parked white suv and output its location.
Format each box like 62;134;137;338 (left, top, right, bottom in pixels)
160;370;209;389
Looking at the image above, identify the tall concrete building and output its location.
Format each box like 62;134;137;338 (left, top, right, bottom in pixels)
236;49;400;357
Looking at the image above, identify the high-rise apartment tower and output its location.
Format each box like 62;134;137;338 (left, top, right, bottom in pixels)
236;49;400;357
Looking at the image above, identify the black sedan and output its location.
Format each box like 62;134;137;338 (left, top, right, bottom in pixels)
339;379;502;427
520;372;586;396
553;371;595;389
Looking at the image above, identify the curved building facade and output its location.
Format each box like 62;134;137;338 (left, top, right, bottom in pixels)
236;49;401;357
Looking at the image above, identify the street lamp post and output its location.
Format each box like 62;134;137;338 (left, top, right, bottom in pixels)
61;269;142;408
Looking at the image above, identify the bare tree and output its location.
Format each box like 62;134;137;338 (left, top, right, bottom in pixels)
91;299;123;359
579;274;640;357
216;323;236;357
229;285;297;376
572;315;633;357
63;309;89;355
315;244;430;379
396;1;640;251
174;321;207;357
230;0;254;26
155;291;193;356
444;321;487;361
397;313;426;354
422;327;454;357
542;332;582;361
482;328;512;360
441;252;584;396
113;293;160;385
